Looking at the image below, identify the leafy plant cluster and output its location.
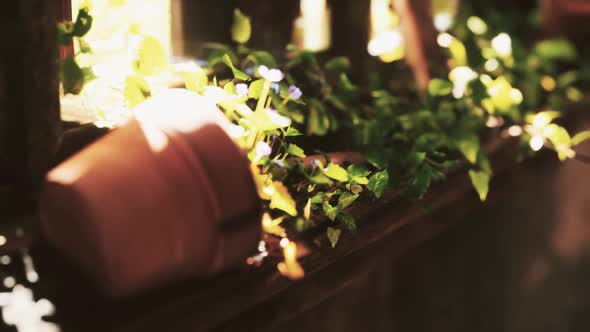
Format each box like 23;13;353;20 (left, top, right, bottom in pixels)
190;9;590;248
60;7;590;252
57;2;95;95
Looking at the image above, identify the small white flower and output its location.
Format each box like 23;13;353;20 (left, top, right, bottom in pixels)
228;124;246;138
203;86;230;104
258;65;284;82
236;83;249;98
255;141;272;159
266;109;291;128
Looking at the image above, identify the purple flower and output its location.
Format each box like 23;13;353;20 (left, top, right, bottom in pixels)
311;159;321;168
236;83;249;98
255;141;272;159
271;83;280;94
288;85;302;100
274;160;285;167
245;66;255;75
258;65;284;82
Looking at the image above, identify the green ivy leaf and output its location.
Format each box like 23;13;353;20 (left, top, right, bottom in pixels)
323;163;348;182
287;143;306;158
310;192;326;205
457;135;480;164
124;74;151;109
224;81;236;95
72;8;93;37
326;227;341;248
77;38;92;53
325;56;350;72
350;184;363;195
248;79;265;99
308;100;330;136
337;213;357;233
572;130;590;146
534;39;578;62
367;170;389;199
411;165;433;198
309;172;334;185
133;36;168;76
269;181;297;216
284;127;303;137
184;66;208;94
338;192;359;209
323;203;340;221
469;170;490;202
544;124;572;161
304;199;311;221
61;56;84;95
347;165;370;184
231;9;252;44
449;39;467;66
428;78;453;96
246;51;277;67
222;54;251;81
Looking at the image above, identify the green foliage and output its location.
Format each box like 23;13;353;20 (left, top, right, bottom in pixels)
324;163;349;182
63;6;590;253
367;170;389;199
534;39;578;62
428;79;453;96
469;170;490;202
124;75;151;109
326;227;341;248
133;36;168;76
269;181;298;216
337;213;357;233
58;7;94;95
286;144;306;158
184;66;208;94
338;192;359;209
222;54;251;81
231;9;251;44
60;56;85;95
572;131;590;146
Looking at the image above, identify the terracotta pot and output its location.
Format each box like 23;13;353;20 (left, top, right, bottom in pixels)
40;89;262;297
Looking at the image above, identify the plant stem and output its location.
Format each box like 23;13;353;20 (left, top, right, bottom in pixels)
256;80;271;113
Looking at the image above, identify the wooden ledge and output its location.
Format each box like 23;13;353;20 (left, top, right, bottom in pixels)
23;131;530;332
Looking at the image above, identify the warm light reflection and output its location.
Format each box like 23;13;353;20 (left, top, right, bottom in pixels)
368;0;404;63
261;213;287;238
507;125;523;137
277;242;305;280
541;76;557;91
466;16;488;35
63;0;187;127
449;66;478;98
294;0;331;52
71;0;172;57
491;33;512;58
530;135;545;151
0;284;59;332
484;59;499;72
432;0;459;32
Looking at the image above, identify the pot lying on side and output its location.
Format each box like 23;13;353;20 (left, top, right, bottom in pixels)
40;89;262;297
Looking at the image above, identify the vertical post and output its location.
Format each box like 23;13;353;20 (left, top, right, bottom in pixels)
330;0;371;83
58;0;74;60
179;0;236;58
543;0;590;44
0;0;60;211
394;0;442;92
236;0;299;54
